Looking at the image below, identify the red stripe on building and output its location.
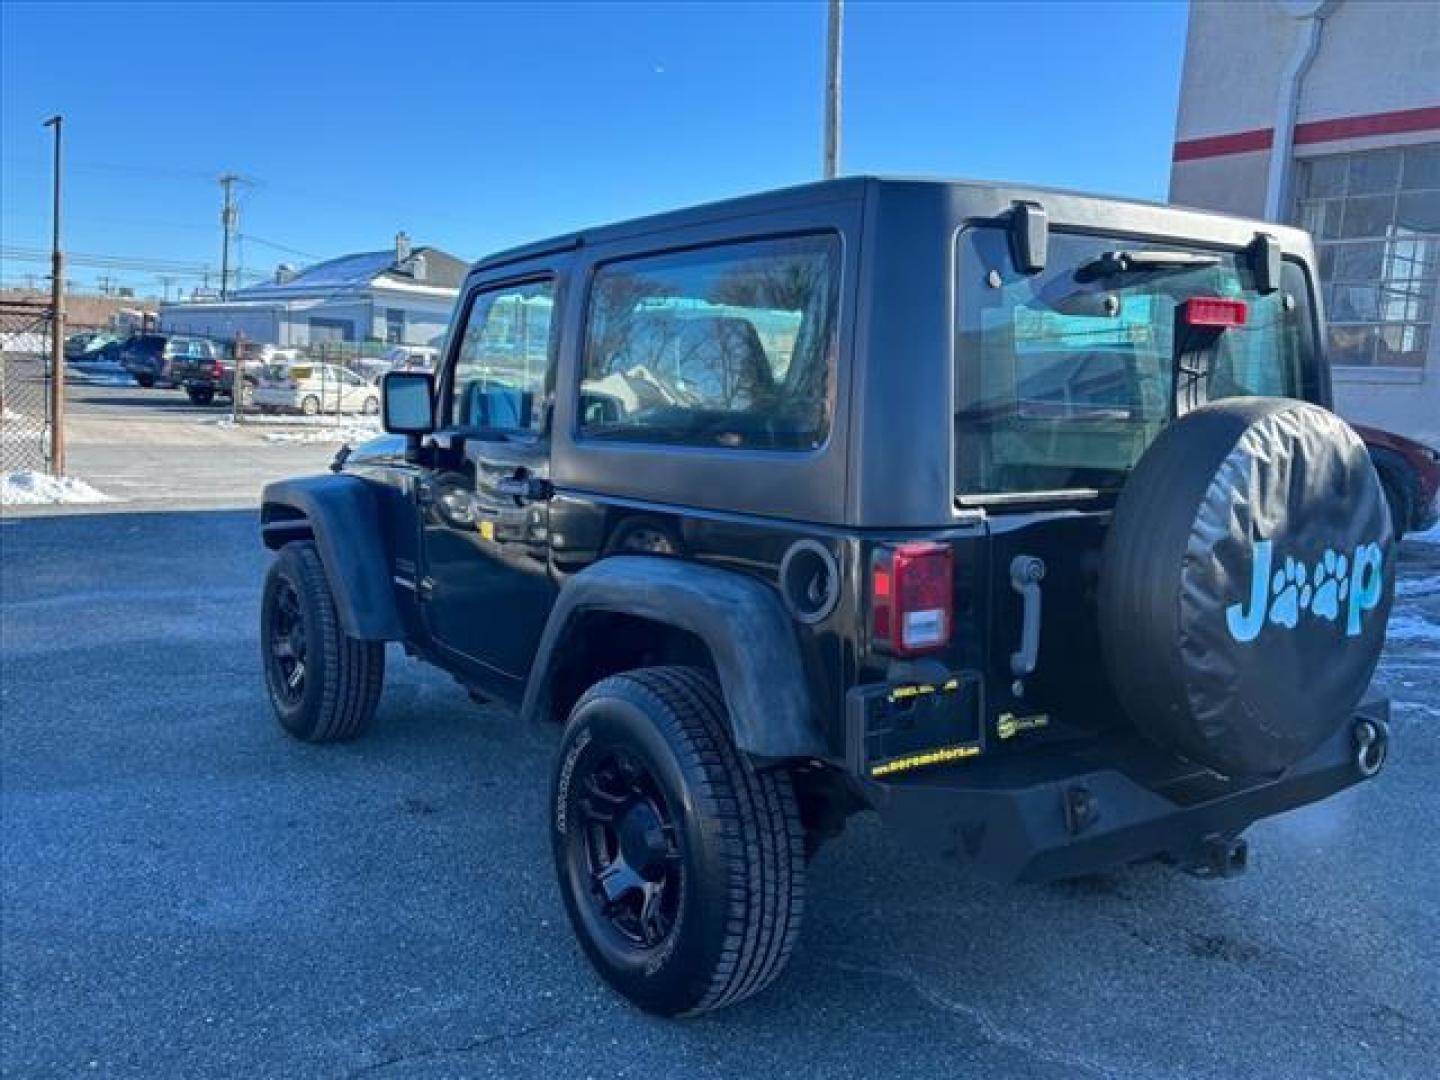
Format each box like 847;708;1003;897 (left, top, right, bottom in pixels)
1293;105;1440;145
1173;105;1440;162
1172;126;1273;162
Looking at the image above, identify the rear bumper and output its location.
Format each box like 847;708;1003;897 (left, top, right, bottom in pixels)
864;697;1389;883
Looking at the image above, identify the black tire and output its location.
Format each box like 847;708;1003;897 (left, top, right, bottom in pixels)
301;395;320;416
261;540;384;742
361;395;379;416
186;387;215;406
134;374;155;389
551;666;805;1017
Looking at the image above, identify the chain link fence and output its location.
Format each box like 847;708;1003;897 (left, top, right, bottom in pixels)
0;300;54;474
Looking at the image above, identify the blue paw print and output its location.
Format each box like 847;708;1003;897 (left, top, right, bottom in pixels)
1269;556;1308;628
1310;549;1350;622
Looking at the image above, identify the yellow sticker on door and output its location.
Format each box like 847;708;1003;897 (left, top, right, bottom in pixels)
477;519;495;541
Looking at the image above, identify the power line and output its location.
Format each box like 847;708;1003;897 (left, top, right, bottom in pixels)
1;244;215;275
237;232;322;262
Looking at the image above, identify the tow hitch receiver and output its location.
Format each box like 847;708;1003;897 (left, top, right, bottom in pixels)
1168;833;1250;879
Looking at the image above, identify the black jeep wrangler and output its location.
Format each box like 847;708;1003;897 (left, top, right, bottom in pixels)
258;178;1394;1017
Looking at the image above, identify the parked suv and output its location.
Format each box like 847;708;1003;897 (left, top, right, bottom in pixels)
120;333;217;389
257;178;1395;1017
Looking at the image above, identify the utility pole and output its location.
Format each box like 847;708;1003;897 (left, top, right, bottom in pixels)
43;114;65;477
219;173;239;300
157;275;176;302
823;0;843;179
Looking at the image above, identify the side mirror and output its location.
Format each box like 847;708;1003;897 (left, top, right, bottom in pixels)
381;370;436;436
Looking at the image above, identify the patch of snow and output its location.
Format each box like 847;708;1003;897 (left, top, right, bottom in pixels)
1;470;109;506
207;413;381;429
2;406;25;422
1385;613;1440;645
1396;577;1439;599
261;424;382;445
65;370;134;386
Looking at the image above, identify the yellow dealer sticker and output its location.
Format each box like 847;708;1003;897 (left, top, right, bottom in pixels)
870;743;979;778
886;677;961;704
477;519;495;541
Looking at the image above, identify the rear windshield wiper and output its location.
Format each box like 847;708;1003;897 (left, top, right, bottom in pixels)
1076;250;1222;280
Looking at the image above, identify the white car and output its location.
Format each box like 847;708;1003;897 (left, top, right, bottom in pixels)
252;363;380;416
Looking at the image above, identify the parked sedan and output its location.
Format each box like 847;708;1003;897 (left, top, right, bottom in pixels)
251;363;380;416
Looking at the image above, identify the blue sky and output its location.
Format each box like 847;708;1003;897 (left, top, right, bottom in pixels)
1;1;1188;294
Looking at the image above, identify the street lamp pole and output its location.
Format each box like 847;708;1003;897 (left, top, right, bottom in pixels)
42;114;65;477
823;0;843;180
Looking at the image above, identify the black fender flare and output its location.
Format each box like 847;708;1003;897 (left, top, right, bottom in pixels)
521;556;825;761
259;475;404;641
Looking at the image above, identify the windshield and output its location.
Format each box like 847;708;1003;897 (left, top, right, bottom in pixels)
954;227;1319;498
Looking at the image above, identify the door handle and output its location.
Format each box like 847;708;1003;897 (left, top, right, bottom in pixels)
1009;555;1046;679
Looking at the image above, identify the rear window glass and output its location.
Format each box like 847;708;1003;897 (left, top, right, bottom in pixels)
580;234;840;451
955;228;1318;497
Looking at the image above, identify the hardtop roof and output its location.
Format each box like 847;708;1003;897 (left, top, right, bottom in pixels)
469;176;1310;275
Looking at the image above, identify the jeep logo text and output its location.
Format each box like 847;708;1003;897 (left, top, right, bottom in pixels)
1225;539;1384;643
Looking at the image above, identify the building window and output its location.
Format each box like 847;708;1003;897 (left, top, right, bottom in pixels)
308;317;354;343
385;308;405;344
1294;144;1439;370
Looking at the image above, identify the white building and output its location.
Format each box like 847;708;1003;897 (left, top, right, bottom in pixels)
160;234;467;348
1169;0;1439;444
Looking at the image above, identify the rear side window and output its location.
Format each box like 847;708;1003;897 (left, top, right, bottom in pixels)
580;234;840;451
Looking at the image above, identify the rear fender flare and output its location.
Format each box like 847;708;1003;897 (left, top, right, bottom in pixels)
521;557;825;761
260;475;403;641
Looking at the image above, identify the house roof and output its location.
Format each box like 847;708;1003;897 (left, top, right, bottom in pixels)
234;245;468;300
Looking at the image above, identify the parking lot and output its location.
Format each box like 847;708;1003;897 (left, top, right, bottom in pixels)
4;375;355;509
3;388;1439;1079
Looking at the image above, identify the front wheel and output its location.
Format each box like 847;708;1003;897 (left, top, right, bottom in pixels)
551;666;805;1017
300;395;320;416
134;374;155;389
261;541;384;742
186;386;215;406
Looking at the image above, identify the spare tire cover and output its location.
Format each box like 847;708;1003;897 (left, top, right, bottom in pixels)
1098;397;1393;777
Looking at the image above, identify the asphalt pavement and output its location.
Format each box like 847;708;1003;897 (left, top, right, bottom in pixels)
3;504;1437;1080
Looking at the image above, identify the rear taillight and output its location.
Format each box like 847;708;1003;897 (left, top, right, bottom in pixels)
871;542;953;656
1182;297;1247;328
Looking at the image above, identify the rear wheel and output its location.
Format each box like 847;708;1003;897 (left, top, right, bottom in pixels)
134;374;154;389
361;395;379;415
186;386;215;406
301;395;320;416
261;540;384;742
551;666;805;1017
